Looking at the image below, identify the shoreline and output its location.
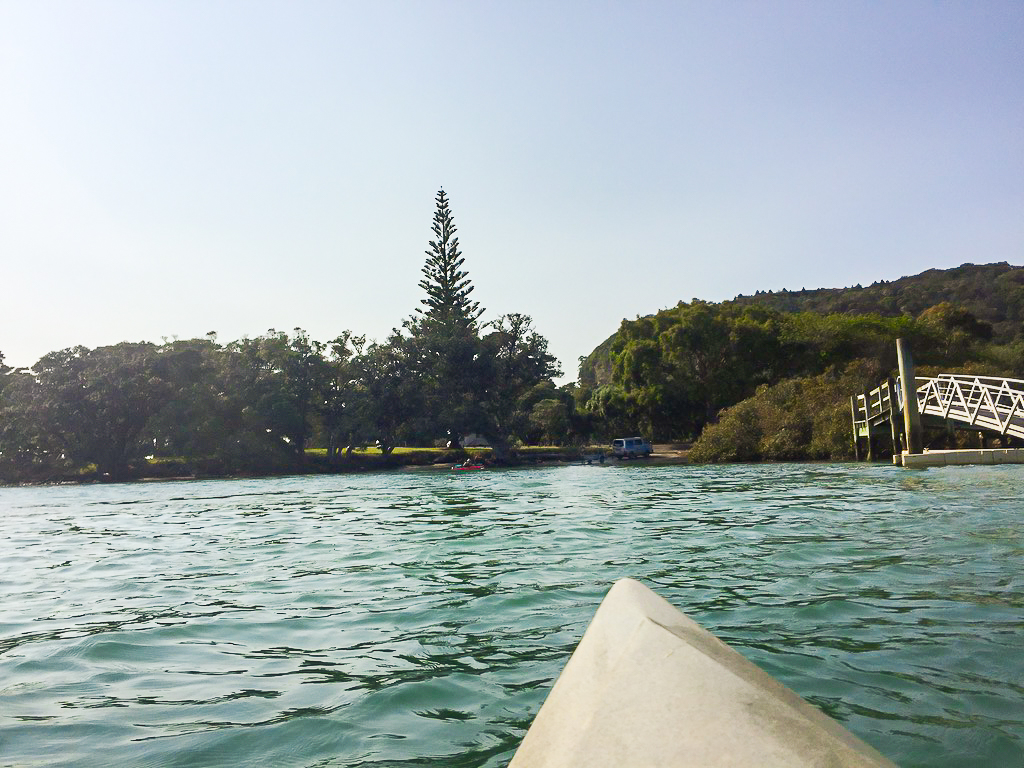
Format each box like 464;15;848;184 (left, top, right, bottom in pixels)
1;445;692;488
402;444;692;472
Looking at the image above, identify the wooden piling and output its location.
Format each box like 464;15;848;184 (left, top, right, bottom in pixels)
863;390;875;461
887;378;901;456
896;338;923;455
850;396;862;461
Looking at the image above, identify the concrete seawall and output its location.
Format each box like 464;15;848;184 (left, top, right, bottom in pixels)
896;448;1024;468
510;579;896;767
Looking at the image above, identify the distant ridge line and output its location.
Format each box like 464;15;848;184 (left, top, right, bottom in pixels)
727;261;1023;342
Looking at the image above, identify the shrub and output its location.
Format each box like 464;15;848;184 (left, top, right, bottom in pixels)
690;359;884;462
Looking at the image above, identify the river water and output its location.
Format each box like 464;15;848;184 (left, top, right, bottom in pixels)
1;463;1022;767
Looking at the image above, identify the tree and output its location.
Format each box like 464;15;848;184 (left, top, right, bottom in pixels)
145;337;226;460
318;331;368;461
656;302;782;427
579;384;636;440
219;329;330;464
917;302;993;364
417;188;483;330
477;313;562;451
408;188;488;444
689;359;886;463
266;329;331;457
529;398;570;445
601;302;785;438
355;334;426;453
0;350;12;413
608;313;697;438
404;192;563;452
0;358;54;482
29;343;172;480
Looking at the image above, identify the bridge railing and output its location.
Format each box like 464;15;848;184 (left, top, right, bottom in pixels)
853;379;896;427
895;374;1024;439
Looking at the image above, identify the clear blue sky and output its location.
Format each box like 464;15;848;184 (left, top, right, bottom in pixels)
2;1;1021;380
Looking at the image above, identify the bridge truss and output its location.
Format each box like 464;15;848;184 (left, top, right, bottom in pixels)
904;375;1024;441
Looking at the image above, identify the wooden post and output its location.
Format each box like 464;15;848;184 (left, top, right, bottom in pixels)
896;338;923;455
850;396;862;461
863;390;875;461
887;378;901;457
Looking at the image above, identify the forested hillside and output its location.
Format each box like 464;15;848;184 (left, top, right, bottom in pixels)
730;262;1024;342
574;262;1024;461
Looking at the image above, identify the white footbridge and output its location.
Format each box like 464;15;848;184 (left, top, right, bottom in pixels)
852;368;1024;465
909;374;1024;439
854;374;1024;442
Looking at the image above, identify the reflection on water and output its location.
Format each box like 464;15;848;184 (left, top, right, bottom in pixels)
2;464;1024;767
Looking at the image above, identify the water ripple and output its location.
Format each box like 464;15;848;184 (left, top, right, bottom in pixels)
1;465;1023;766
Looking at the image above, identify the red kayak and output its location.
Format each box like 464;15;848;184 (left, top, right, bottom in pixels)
453;465;485;471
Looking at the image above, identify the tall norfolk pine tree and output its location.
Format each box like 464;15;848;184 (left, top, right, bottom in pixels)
408;188;485;443
408;189;560;452
417;189;483;330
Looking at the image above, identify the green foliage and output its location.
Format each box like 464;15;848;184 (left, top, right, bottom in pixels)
0;189;568;483
316;331;368;458
687;399;763;462
689;360;885;463
0;366;63;480
0;331;335;482
8;213;1015;480
529;399;569;445
914;302;994;365
26;343;174;480
145;337;229;460
732;262;1024;343
976;339;1024;377
475;313;562;448
406;189;492;444
213;329;331;464
592;301;788;439
417;188;483;331
581;264;1023;437
578;385;637;441
576;283;1012;449
406;192;561;452
355;333;426;453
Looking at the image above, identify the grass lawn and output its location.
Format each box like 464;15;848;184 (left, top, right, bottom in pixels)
304;446;455;458
304;444;605;459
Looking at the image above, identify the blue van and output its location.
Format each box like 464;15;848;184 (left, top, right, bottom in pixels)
612;437;652;459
